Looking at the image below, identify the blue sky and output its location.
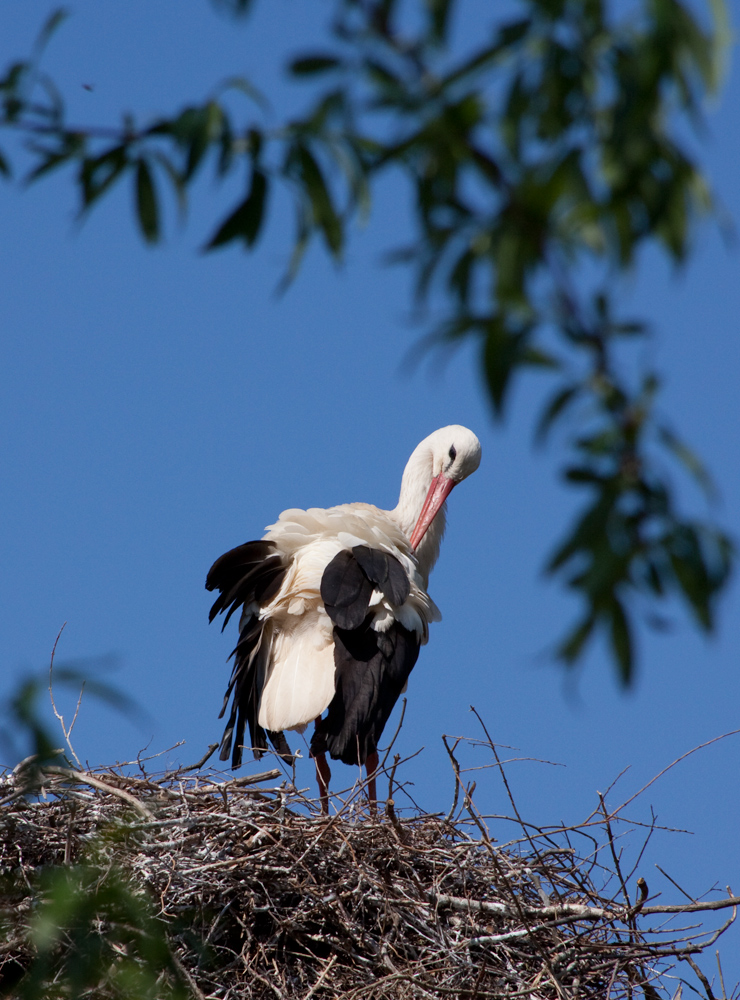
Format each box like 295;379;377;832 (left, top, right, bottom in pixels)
1;1;739;988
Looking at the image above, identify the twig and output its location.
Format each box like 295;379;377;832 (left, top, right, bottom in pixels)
179;743;219;772
715;949;728;1000
599;791;632;910
47;622;84;769
380;698;407;769
303;954;338;1000
171;950;208;1000
469;706;550;874
613;730;740;816
682;956;717;1000
442;735;462;823
655;864;696;903
40;765;153;819
640;897;740;916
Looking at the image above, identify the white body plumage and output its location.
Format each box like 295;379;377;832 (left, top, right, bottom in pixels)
256;503;442;733
207;424;481;780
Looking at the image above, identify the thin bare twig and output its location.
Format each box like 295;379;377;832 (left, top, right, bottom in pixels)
47;622;84;769
40;765;153;819
613;731;740;816
180;744;220;772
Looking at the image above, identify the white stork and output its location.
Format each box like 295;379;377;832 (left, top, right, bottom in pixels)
206;425;481;812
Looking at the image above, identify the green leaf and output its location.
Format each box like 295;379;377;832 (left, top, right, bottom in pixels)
640;555;666;596
658;425;716;499
217;114;235;176
153;103;225;181
609;597;633;684
212;0;255;15
481;320;529;417
290;55;342;76
427;0;455;44
564;467;605;485
535;385;580;443
185;107;215;180
547;489;616;574
135;159;159;242
205;169;267;250
276;201;311;294
668;531;708;627
219;75;268;111
365;59;404;95
611;321;646;336
26;142;79;183
0;60;27;95
438;21;529;93
289;143;342;257
557;614;596;664
495;17;532;49
665;523;730;631
707;0;732;90
79;146;128;208
521;346;560;369
0;147;11;178
153;151;187;219
448;249;474;305
34;7;69;55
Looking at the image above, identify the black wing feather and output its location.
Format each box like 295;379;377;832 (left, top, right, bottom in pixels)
206;539;294;767
206;539;275;593
320;549;374;630
315;543;418;767
208;549;284;630
352;545;410;606
321;545;410;630
311;615;420;766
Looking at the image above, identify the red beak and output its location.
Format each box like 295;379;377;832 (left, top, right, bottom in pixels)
409;474;456;550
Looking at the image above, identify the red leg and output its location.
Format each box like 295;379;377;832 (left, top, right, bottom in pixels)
365;749;379;816
313;752;331;815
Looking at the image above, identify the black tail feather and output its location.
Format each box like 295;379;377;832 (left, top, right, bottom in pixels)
208;538;291;771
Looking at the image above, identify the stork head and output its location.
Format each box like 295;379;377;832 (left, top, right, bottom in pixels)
396;426;481;557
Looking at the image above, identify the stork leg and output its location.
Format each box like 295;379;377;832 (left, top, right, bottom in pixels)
365;749;379;816
313;752;331;815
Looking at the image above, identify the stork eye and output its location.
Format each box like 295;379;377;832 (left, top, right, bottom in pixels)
448;446;456;461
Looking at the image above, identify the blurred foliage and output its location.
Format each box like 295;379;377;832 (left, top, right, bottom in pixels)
0;656;140;771
0;0;734;681
0;670;184;999
1;865;188;1000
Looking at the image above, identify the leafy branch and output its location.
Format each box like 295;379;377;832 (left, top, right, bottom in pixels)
0;0;733;680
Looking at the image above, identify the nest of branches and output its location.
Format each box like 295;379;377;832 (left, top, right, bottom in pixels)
1;735;738;1000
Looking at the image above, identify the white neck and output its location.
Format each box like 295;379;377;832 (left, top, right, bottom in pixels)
389;442;446;586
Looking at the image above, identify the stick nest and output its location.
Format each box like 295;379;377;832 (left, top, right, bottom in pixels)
0;752;737;1000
